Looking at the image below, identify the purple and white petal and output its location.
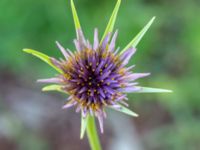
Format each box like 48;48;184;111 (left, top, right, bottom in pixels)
124;73;150;81
62;101;77;109
37;77;62;83
56;41;69;60
109;30;118;52
118;86;141;93
101;33;111;50
93;28;99;50
120;47;136;66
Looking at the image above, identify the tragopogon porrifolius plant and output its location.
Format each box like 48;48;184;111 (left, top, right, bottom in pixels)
23;0;172;149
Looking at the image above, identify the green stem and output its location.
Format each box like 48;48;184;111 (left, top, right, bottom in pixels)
86;115;102;150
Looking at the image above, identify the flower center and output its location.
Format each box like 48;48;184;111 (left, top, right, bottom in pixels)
62;49;123;107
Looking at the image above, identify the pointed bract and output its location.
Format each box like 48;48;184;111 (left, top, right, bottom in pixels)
71;0;81;31
80;113;89;139
42;84;68;94
135;87;173;93
120;17;155;55
71;0;86;46
100;0;121;44
23;49;63;73
109;104;139;117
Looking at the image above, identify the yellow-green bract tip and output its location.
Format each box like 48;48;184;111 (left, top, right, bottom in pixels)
71;0;81;31
23;48;33;53
120;16;156;55
42;84;62;92
23;48;63;73
100;0;121;43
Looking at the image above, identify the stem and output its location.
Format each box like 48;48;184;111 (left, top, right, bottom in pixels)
86;115;102;150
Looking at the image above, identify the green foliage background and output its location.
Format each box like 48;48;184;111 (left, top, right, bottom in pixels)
0;0;200;149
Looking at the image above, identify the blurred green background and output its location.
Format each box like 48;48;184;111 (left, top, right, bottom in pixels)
0;0;200;150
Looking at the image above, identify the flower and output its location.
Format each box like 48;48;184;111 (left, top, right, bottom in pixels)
23;0;172;138
38;29;150;133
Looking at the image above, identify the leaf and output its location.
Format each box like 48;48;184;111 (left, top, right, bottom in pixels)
109;104;138;117
135;86;173;93
71;0;81;35
100;0;121;44
80;113;89;139
23;49;62;73
120;16;155;55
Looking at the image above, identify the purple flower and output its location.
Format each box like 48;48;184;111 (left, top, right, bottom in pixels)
38;29;149;133
23;0;172;137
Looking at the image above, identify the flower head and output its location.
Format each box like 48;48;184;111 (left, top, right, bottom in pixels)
40;29;150;133
23;0;172;138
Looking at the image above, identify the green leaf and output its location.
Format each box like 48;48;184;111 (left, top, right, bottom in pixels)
71;0;81;34
120;16;155;55
23;49;62;73
100;0;121;44
109;104;138;117
80;113;89;139
135;86;173;93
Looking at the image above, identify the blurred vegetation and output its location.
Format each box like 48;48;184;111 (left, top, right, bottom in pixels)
0;0;200;150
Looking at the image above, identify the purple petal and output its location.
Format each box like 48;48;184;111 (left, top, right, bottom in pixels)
101;33;111;50
103;86;115;95
82;108;88;118
62;101;77;109
95;59;106;73
78;87;87;94
120;47;136;66
110;104;121;110
118;86;141;93
50;57;62;69
99;88;106;98
113;47;120;55
125;65;135;71
115;94;127;101
67;95;73;101
74;39;81;52
77;29;86;50
76;105;81;113
99;70;111;80
86;39;92;50
37;77;62;83
89;107;94;116
97;112;104;133
124;73;150;81
56;41;69;60
66;48;74;57
93;28;99;50
109;30;118;51
119;100;129;107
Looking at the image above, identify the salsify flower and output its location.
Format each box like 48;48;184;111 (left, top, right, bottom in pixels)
23;0;171;138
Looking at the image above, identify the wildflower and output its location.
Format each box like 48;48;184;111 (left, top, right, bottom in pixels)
23;0;171;138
